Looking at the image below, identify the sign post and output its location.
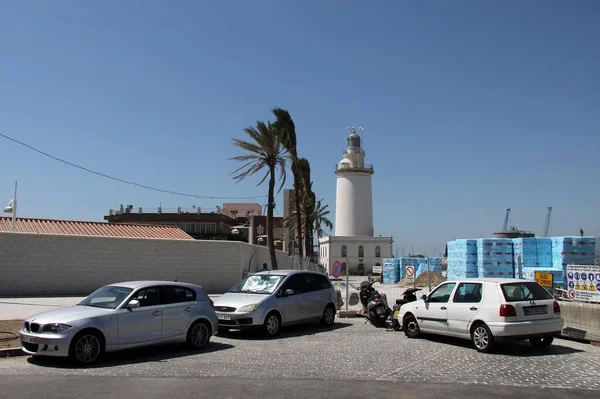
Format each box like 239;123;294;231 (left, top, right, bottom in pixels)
406;265;415;288
345;257;349;311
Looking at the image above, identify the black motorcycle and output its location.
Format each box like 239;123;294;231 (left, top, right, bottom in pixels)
390;287;422;331
360;281;391;328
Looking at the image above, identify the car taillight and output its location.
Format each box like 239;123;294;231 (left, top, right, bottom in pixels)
209;298;214;309
553;301;560;314
499;304;516;317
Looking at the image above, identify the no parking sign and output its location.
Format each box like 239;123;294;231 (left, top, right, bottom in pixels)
332;260;343;278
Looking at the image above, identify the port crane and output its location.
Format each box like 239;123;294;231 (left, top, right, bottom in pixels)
543;207;552;237
502;208;511;232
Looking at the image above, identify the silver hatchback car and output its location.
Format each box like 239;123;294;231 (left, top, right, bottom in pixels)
19;281;218;365
213;270;337;336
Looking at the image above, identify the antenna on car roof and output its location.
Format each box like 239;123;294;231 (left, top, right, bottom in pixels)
174;263;184;282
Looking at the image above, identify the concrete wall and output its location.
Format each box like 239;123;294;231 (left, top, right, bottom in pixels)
560;301;600;342
0;232;293;297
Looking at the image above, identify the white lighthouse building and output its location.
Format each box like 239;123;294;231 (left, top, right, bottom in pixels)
318;127;393;276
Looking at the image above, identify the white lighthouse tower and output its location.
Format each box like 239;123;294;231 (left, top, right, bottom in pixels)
334;127;374;237
318;127;393;277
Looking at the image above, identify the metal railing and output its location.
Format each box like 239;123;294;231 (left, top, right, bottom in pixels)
334;164;374;172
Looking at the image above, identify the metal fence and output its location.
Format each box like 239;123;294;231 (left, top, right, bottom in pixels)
329;257;441;313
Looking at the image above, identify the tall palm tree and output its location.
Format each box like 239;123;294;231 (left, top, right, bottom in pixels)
296;158;314;257
230;121;287;270
271;107;303;257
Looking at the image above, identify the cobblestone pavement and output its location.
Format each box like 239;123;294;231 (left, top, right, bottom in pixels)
1;318;599;391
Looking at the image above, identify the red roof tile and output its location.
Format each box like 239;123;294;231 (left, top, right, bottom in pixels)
0;217;194;240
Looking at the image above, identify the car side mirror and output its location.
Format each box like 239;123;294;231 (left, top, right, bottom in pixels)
421;294;428;302
126;299;140;309
284;289;294;296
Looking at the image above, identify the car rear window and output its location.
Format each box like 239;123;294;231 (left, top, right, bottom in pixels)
501;282;552;302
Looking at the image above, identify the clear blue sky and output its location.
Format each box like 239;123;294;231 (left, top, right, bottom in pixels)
1;1;598;255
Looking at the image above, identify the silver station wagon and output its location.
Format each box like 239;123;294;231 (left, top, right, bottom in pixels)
213;270;338;336
19;281;218;365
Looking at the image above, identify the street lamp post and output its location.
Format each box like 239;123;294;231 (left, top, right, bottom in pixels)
3;181;17;232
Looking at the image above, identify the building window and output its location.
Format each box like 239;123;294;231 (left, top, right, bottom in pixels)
358;246;364;258
375;246;381;257
341;245;347;257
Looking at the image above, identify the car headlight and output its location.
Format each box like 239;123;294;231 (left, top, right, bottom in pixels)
42;323;73;334
237;304;259;313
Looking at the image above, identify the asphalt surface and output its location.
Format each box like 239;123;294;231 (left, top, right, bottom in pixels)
1;318;599;397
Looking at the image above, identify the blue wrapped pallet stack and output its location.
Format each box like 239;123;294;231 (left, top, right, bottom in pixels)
415;257;443;278
535;238;553;268
398;257;422;279
551;236;595;285
382;258;400;284
446;239;478;280
477;238;514;278
552;237;595;269
512;238;538;269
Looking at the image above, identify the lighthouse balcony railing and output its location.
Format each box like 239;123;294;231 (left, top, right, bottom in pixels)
335;164;374;171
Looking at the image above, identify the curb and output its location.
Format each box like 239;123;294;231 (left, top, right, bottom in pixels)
338;310;361;318
0;347;25;358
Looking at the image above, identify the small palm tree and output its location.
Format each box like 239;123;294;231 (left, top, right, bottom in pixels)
272;108;304;257
230;121;287;270
312;199;333;239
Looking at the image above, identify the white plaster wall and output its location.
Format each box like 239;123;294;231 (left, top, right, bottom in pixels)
0;232;293;297
334;172;374;237
319;238;393;275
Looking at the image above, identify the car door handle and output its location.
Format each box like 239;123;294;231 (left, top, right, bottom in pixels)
152;311;161;316
184;307;193;312
470;307;478;311
440;306;447;310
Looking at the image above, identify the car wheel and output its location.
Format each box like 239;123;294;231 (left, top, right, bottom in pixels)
403;314;421;338
320;305;336;326
471;323;495;353
69;331;104;365
187;320;211;349
530;336;554;350
263;312;281;337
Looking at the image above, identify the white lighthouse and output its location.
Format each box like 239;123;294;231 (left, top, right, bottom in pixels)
318;127;393;277
334;127;374;237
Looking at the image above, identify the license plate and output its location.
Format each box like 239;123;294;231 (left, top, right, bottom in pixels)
393;310;400;318
21;335;38;344
217;314;231;321
523;305;547;316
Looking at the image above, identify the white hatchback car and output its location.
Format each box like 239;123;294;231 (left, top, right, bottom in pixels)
397;278;564;352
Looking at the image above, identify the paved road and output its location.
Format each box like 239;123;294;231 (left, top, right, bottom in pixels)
1;318;599;397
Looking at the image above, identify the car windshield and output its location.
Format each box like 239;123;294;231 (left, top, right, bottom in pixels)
78;285;133;309
501;282;553;302
228;275;284;294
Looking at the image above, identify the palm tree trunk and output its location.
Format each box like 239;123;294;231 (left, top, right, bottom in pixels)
267;164;278;270
293;168;303;257
304;212;312;263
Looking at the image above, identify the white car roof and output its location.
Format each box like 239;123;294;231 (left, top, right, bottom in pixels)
444;278;535;284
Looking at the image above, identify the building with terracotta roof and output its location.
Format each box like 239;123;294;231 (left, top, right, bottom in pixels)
0;217;194;240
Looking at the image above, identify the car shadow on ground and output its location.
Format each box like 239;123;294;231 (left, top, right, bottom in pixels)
417;334;585;356
216;321;353;341
26;341;234;369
